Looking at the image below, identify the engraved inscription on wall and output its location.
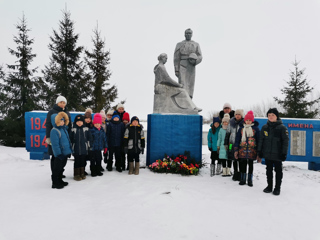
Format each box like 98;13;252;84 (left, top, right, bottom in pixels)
290;130;306;156
313;132;320;157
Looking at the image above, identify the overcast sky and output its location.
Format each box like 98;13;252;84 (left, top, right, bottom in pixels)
1;0;320;120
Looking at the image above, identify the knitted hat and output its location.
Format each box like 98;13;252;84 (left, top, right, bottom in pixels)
112;115;120;121
267;108;279;119
84;112;92;120
100;110;106;119
85;108;93;114
117;103;125;110
131;116;139;124
56;95;67;104
122;112;130;122
213;117;221;124
235;109;244;118
223;103;231;109
222;113;230;123
244;110;254;122
93;113;102;124
74;114;85;125
107;109;114;115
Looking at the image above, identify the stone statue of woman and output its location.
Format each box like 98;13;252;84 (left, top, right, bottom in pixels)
153;53;201;114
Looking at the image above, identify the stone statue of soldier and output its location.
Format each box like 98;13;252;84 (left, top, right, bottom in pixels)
174;28;202;99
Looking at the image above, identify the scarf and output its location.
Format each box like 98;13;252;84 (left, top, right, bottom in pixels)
222;124;228;130
241;123;254;142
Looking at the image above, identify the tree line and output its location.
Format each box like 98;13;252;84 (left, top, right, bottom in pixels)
0;10;120;147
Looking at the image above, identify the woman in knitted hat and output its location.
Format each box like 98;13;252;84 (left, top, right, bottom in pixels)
234;111;261;186
207;117;222;176
219;103;235;120
113;103;126;121
217;113;232;176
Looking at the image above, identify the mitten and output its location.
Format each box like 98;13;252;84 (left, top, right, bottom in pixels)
208;147;212;152
45;138;51;145
281;154;287;161
141;148;145;154
224;145;228;151
104;148;108;154
217;147;220;154
234;151;239;160
124;147;128;154
257;151;263;158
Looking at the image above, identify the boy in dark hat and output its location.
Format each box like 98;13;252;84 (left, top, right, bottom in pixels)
258;108;289;195
70;114;92;181
124;116;145;175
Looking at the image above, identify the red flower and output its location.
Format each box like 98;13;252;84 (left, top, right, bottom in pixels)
195;164;199;168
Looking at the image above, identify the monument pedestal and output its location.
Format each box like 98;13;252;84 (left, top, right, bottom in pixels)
146;114;202;166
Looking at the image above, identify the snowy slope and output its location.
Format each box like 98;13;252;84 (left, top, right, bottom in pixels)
0;145;319;240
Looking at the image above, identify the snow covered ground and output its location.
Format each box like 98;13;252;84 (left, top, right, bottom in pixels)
0;145;319;240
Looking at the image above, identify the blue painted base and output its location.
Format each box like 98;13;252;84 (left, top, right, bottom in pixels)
308;162;320;171
147;114;202;166
30;152;50;160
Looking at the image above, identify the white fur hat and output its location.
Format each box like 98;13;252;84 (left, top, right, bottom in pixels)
235;109;244;118
222;113;230;123
107;109;114;115
223;103;231;109
56;96;67;104
100;110;106;118
117;103;125;110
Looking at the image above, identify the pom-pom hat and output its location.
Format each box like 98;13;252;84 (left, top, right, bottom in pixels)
122;112;130;122
93;113;102;124
222;113;230;123
244;110;254;122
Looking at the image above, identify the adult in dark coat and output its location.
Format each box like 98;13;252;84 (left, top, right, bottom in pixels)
113;103;126;121
258;108;289;196
219;102;235;120
45;96;72;183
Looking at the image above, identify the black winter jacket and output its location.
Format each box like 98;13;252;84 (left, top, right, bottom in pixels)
219;110;235;120
107;120;125;147
70;125;92;155
124;124;145;154
257;119;289;161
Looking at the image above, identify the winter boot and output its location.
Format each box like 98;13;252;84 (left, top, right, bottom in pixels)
216;164;222;175
210;164;215;177
236;171;241;181
247;173;253;187
100;165;105;172
90;166;97;177
80;167;86;180
134;162;140;175
107;160;113;171
263;180;273;193
52;175;64;189
128;162;134;175
273;187;281;196
226;168;232;177
96;166;103;176
60;172;68;186
222;168;227;177
232;171;238;181
239;173;247;185
73;168;82;181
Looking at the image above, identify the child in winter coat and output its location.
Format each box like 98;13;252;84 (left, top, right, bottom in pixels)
90;113;108;177
124;116;145;175
207;117;221;176
121;112;130;171
84;110;93;175
234;111;260;186
217;113;231;176
50;112;72;189
106;115;125;172
257;108;289;196
70;115;92;181
224;109;244;181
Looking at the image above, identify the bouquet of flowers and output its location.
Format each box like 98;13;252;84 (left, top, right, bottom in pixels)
148;151;203;176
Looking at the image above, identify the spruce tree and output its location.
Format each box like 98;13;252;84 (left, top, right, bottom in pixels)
85;26;117;112
274;59;320;118
0;15;44;146
42;10;91;111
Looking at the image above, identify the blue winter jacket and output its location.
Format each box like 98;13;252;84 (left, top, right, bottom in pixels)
50;113;72;157
217;128;228;159
207;123;220;151
90;127;108;151
107;120;125;147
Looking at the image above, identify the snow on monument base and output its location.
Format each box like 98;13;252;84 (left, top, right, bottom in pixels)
146;114;202;166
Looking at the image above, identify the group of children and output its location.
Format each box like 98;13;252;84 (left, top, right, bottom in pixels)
46;96;145;190
207;103;289;196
